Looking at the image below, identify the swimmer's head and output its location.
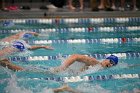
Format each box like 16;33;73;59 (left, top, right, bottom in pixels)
101;55;118;67
13;41;25;51
22;33;33;39
106;55;118;66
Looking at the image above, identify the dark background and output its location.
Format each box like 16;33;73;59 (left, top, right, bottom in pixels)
0;0;140;8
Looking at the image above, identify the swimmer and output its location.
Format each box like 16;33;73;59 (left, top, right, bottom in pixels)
1;31;38;42
53;54;118;72
0;32;54;71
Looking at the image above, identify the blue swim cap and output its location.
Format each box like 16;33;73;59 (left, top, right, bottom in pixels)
13;41;25;51
23;33;32;39
106;55;118;65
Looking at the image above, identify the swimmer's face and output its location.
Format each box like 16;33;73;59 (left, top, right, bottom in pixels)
101;59;113;68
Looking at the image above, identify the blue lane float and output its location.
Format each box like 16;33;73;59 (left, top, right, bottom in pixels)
8;52;140;62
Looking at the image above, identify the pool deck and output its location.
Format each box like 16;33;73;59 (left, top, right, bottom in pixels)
0;8;140;19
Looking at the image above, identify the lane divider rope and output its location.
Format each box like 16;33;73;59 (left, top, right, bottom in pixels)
0;74;139;83
8;52;140;61
1;38;139;46
1;17;140;24
1;26;140;34
32;38;140;44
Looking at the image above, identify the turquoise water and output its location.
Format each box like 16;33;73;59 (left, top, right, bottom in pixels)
0;18;140;93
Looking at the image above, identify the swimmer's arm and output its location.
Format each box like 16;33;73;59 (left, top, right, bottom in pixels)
53;87;65;93
0;59;24;71
18;32;39;37
26;32;39;36
28;46;54;50
53;85;81;93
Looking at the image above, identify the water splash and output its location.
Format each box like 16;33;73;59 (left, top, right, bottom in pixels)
77;83;111;93
55;61;103;76
57;53;67;63
0;67;32;93
24;65;50;73
41;88;54;93
5;74;32;93
121;88;140;93
110;61;129;70
16;50;33;57
80;64;104;76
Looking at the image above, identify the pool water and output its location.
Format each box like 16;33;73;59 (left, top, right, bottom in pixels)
0;18;140;93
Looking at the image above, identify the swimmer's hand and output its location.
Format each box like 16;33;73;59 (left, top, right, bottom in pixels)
29;32;39;37
53;84;74;92
12;66;24;71
43;46;54;50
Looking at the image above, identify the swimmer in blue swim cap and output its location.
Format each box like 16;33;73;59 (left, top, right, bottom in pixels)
53;54;118;72
106;55;118;66
0;32;54;71
12;41;25;51
1;32;38;43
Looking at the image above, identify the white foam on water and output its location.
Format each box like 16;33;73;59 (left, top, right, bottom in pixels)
24;65;50;74
133;88;140;93
5;75;32;93
110;61;129;70
41;88;54;93
58;53;67;63
54;61;85;76
56;61;104;76
77;83;111;93
17;50;33;57
40;83;112;93
121;88;140;93
2;68;32;93
81;61;104;74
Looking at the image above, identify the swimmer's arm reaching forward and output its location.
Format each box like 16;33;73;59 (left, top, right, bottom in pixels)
28;45;54;50
1;31;39;42
0;59;24;71
18;32;39;37
53;54;99;73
